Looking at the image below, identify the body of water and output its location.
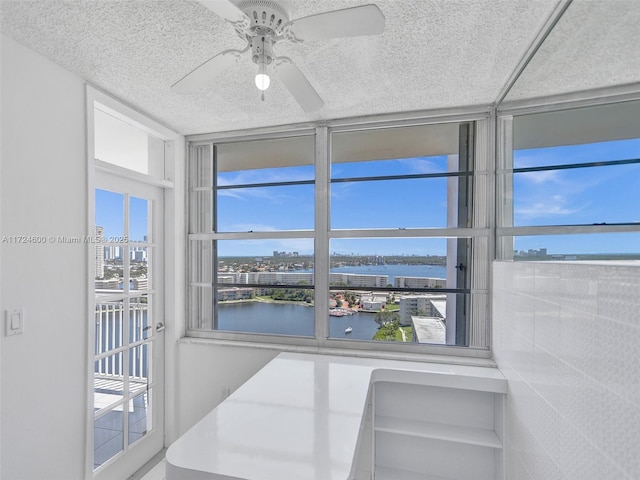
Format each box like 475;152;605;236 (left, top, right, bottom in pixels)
218;264;446;340
218;301;381;340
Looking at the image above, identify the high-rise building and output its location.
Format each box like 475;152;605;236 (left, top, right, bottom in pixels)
399;294;447;326
394;276;446;289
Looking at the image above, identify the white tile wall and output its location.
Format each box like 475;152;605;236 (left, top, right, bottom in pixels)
493;261;640;480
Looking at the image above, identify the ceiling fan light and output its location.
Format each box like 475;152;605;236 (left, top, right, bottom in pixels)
255;72;270;91
255;57;271;91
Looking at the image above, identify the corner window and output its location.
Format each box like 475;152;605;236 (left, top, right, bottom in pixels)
498;100;640;261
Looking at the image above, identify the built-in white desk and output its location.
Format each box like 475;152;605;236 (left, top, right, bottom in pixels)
166;352;507;480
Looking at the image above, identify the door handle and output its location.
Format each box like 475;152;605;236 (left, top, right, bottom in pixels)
156;322;165;333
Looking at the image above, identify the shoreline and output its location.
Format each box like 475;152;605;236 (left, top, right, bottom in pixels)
219;298;314;307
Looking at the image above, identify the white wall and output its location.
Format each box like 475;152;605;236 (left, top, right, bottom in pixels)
1;35;88;479
175;342;279;435
493;261;640;479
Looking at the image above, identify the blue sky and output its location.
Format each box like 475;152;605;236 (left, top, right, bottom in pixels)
95;189;148;242
97;139;639;256
513;139;640;226
512;138;639;254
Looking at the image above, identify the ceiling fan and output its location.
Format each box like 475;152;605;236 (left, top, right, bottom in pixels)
172;0;385;112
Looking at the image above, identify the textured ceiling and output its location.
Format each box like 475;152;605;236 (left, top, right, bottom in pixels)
505;0;640;102
1;0;564;135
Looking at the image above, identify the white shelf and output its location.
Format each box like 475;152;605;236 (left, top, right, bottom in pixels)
375;466;453;480
167;352;506;480
375;415;502;449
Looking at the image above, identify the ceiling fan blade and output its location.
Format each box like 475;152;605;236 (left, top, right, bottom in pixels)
196;0;249;24
172;49;243;94
274;58;324;113
287;4;385;42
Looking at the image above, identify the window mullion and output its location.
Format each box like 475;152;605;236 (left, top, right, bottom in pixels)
495;115;514;260
122;194;131;453
315;126;330;344
211;145;218;331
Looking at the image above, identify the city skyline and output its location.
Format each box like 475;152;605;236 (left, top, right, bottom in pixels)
95;189;149;243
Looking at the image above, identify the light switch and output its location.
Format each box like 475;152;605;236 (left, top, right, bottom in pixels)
5;309;24;336
11;311;21;329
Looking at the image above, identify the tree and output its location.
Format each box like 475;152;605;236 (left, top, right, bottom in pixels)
373;319;401;341
345;291;358;307
374;310;400;327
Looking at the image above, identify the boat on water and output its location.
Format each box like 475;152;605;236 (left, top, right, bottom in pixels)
329;308;356;317
345;326;353;334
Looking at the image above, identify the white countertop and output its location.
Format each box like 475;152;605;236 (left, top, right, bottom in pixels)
166;352;506;480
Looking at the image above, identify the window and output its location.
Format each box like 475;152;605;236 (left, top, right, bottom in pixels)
94;105;165;179
327;237;470;345
188;135;317;339
93;187;156;468
216;141;314;232
188;118;492;353
329;123;476;347
498;100;640;261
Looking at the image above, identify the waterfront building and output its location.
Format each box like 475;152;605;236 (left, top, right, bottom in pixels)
94;278;119;290
217;287;255;301
399;294;447;326
360;293;388;312
410;316;446;344
394;276;446;289
252;272;313;285
217;274;238;284
132;277;148;290
330;273;388;288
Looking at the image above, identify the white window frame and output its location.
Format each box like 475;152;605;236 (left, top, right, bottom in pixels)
496;87;640;260
186;108;493;359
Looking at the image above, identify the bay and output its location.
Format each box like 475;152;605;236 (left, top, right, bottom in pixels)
218;301;381;340
217;264;446;340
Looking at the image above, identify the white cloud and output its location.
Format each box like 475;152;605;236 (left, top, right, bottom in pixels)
402;157;443;174
330;182;355;199
515;194;583;218
516;203;578;217
217;190;245;200
219;169;311;186
218;187;292;204
518;169;562;184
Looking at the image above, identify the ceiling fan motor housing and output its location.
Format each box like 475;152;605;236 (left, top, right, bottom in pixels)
250;33;274;65
238;0;289;36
